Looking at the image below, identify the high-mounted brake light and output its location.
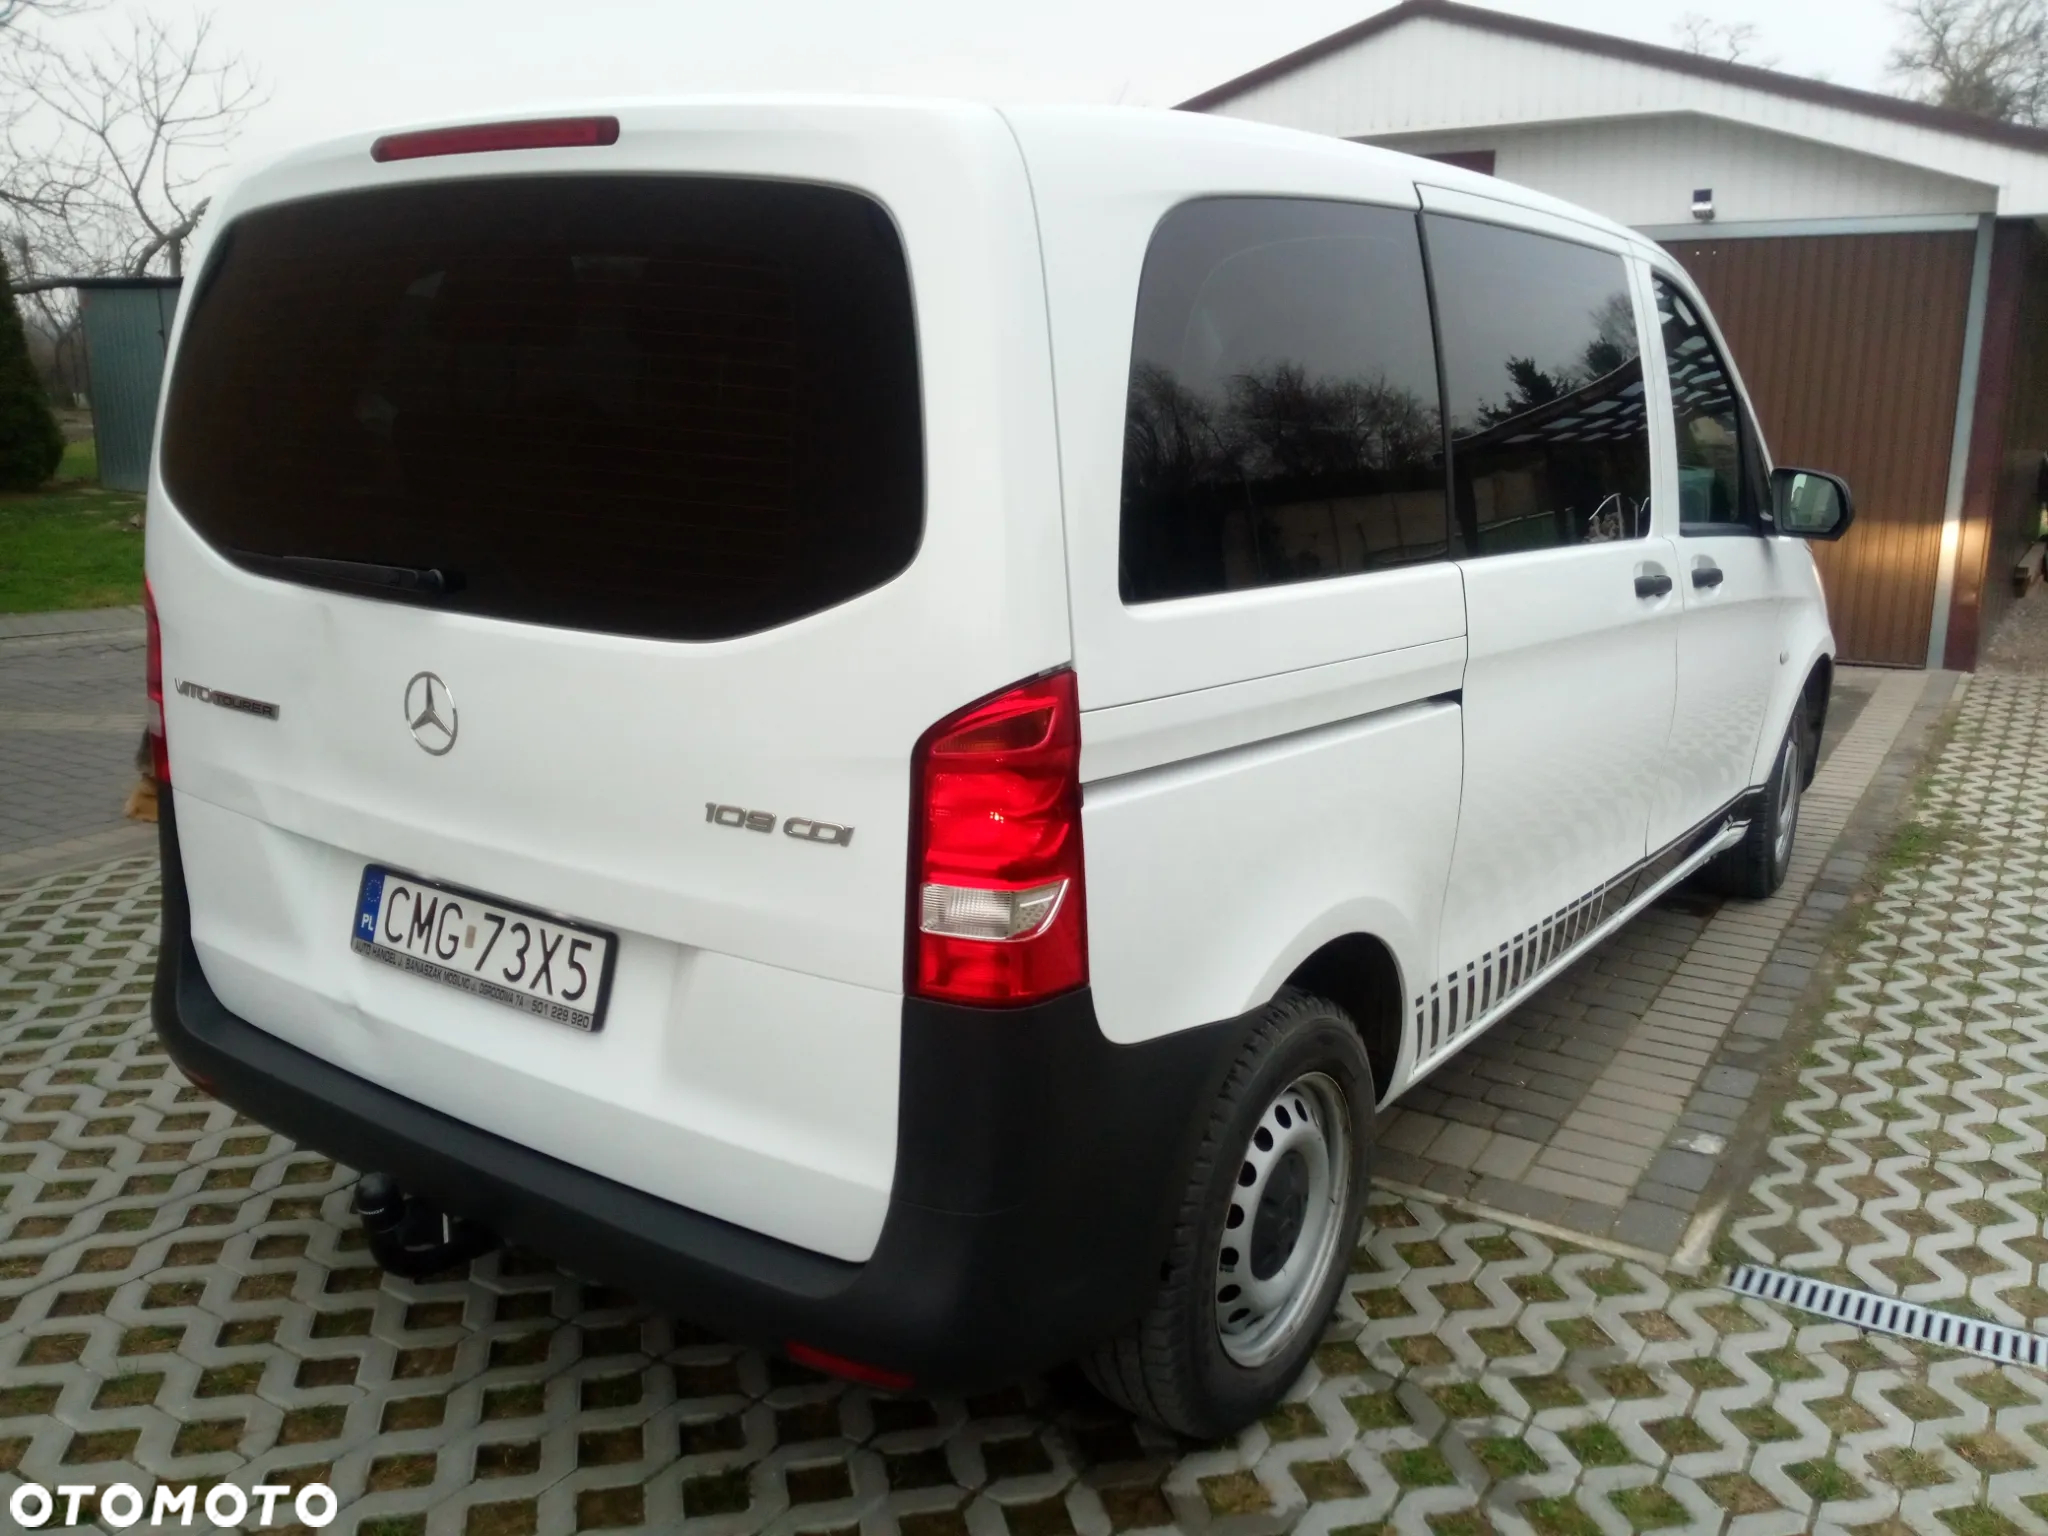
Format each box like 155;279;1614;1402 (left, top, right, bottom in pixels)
143;579;169;784
371;116;620;163
909;669;1087;1006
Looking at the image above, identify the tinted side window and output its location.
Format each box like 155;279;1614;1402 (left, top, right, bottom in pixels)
1426;215;1651;557
1655;277;1768;534
1118;198;1447;604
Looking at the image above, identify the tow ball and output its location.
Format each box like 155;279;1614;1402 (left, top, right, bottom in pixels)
353;1171;500;1278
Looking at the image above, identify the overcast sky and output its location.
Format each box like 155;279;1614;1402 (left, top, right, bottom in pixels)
90;0;1906;172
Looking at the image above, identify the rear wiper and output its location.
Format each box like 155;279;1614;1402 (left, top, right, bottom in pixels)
236;552;464;596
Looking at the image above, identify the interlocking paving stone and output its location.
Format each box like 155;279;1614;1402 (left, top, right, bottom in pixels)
7;672;2048;1533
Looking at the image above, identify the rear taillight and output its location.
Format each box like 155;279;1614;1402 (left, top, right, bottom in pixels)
909;669;1086;1006
371;116;620;163
143;579;169;783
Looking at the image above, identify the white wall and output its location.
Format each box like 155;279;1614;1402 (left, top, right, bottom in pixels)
1207;13;2044;217
1376;114;1993;229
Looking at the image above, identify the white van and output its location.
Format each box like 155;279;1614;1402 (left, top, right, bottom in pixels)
147;100;1850;1435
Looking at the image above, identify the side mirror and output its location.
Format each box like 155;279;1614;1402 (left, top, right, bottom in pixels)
1770;466;1854;541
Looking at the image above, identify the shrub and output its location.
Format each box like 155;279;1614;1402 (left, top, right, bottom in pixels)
0;250;65;491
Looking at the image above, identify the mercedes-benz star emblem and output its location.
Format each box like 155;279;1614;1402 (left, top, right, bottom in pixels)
404;671;458;756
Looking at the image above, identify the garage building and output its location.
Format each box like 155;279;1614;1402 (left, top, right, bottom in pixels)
1182;0;2048;668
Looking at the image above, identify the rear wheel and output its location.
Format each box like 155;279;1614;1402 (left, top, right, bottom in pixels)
1082;992;1373;1438
1701;711;1809;900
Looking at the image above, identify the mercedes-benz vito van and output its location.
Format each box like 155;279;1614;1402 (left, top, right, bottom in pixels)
148;100;1852;1436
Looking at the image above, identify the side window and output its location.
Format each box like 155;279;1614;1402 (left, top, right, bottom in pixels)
1655;277;1768;534
1118;198;1447;605
1425;215;1651;557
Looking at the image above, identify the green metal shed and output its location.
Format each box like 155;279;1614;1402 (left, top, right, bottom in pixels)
77;276;182;493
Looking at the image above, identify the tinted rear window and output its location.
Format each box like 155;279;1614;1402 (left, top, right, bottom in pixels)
161;177;923;642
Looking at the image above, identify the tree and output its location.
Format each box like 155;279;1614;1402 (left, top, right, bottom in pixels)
0;0;95;63
1889;0;2048;123
1;9;260;402
1582;292;1638;378
0;2;100;235
1673;13;1776;66
5;13;263;289
0;1;96;32
0;245;63;488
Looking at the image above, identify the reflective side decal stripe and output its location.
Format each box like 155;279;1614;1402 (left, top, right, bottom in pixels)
1409;796;1749;1074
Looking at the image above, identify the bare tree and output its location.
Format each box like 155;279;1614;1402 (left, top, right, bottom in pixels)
1673;12;1776;65
1890;0;2048;123
0;1;100;226
5;13;262;290
0;1;97;44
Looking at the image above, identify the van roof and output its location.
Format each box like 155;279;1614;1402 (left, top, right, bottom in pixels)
1007;103;1650;249
203;97;1651;263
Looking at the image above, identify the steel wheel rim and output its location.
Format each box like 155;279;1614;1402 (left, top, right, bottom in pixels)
1213;1071;1352;1368
1773;735;1800;866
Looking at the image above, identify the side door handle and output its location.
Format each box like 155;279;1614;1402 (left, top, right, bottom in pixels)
1692;565;1725;589
1634;573;1674;599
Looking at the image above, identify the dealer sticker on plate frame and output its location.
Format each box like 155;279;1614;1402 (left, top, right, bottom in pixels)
351;865;616;1032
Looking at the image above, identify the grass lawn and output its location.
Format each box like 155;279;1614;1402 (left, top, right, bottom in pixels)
0;440;146;613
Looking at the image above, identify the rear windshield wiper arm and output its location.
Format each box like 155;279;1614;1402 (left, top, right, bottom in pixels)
235;552;464;597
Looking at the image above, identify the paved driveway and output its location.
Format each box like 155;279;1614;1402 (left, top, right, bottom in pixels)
0;610;153;886
9;669;2048;1535
1374;671;1919;1261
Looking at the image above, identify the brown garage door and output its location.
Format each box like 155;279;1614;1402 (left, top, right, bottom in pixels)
1663;231;1977;666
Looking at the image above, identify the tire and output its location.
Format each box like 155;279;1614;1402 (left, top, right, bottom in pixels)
1701;710;1810;900
1081;991;1374;1438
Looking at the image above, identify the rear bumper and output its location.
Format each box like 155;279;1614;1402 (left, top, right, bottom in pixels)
151;791;1245;1390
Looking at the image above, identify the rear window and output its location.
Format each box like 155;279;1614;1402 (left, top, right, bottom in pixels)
161;176;923;642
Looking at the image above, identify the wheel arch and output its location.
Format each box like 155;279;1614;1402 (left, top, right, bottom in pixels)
1799;655;1833;787
1279;932;1406;1110
1747;635;1835;790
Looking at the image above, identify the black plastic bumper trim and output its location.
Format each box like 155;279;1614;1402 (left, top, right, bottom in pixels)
150;791;1246;1389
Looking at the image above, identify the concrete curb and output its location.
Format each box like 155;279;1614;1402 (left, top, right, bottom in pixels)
0;605;144;641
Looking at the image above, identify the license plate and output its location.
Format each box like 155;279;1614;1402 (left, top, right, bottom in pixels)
351;866;616;1032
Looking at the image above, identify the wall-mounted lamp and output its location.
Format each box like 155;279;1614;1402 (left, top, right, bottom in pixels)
1691;188;1715;222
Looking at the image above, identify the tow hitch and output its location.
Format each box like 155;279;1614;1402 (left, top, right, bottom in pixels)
353;1172;499;1278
